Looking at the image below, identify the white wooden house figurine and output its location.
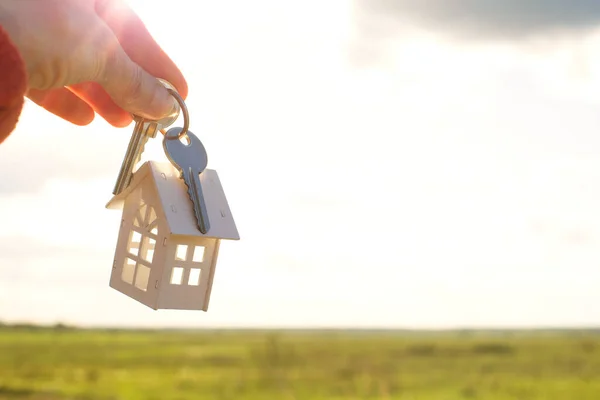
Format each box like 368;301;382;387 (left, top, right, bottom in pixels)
105;160;239;311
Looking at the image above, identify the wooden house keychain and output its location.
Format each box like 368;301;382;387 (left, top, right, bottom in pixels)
105;80;239;311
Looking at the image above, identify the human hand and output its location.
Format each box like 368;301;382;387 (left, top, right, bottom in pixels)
0;0;188;128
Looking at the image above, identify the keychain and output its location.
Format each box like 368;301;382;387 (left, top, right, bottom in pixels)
105;80;240;311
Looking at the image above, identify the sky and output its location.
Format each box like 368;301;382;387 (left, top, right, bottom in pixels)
1;0;600;328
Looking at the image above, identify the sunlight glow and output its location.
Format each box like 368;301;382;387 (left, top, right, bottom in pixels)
1;0;600;328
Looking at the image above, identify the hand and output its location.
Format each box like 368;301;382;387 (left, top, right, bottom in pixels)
0;0;188;128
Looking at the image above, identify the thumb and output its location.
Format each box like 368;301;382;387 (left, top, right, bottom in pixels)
96;45;177;121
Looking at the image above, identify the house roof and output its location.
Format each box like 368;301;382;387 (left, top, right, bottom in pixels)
106;161;240;240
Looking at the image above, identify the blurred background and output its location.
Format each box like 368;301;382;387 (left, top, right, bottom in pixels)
1;0;600;398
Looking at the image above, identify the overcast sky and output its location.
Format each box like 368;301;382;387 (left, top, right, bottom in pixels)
359;0;600;39
1;0;600;328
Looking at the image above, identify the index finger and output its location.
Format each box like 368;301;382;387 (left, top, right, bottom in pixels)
95;0;188;99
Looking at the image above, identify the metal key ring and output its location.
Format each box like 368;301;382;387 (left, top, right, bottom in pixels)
162;88;190;140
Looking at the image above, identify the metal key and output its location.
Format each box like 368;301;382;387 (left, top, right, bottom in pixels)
163;127;211;234
112;79;181;196
113;119;155;195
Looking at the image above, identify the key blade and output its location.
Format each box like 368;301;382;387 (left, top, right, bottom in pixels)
113;120;145;195
112;120;156;196
187;166;210;234
162;128;211;234
113;134;147;195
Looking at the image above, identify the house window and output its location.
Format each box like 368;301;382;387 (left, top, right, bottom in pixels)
135;264;151;291
170;267;184;285
175;244;187;261
132;200;158;238
121;199;159;292
169;244;207;286
122;258;136;285
128;231;141;256
122;257;152;292
188;268;202;286
141;237;156;263
192;246;205;263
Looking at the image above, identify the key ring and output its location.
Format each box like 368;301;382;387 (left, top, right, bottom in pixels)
161;88;190;140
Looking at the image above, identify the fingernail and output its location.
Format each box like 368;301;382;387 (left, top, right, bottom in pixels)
156;79;179;118
135;79;181;124
154;93;180;128
167;97;180;119
143;86;174;118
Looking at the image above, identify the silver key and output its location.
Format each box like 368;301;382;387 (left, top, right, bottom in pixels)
112;79;181;196
163;128;210;234
113;119;156;195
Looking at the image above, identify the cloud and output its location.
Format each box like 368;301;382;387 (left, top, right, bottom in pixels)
355;0;600;43
0;101;132;195
0;235;110;287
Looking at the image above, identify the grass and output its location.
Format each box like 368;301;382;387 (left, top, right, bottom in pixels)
0;326;599;399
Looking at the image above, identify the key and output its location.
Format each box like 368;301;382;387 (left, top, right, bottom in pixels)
112;118;156;195
163;127;211;234
112;79;180;196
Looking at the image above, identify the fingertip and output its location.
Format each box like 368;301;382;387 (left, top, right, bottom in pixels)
135;77;177;121
158;75;188;100
108;114;134;128
68;99;96;126
72;110;96;126
27;88;96;127
174;78;188;99
96;0;189;100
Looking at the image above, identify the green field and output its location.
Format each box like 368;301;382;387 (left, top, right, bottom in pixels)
0;326;599;399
